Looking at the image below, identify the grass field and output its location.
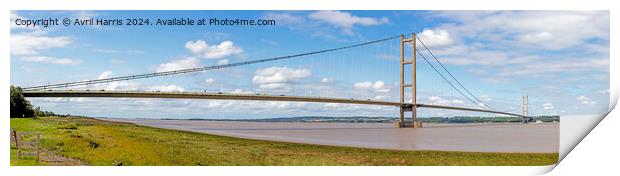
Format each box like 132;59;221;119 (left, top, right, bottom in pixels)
10;116;558;166
10;145;39;166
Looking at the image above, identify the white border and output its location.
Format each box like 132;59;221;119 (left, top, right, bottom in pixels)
2;1;617;176
4;0;615;10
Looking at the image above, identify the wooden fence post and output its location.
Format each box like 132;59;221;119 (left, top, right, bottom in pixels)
36;133;40;161
17;132;22;159
11;129;18;144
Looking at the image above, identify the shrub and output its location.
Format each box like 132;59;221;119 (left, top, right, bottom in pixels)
10;85;35;118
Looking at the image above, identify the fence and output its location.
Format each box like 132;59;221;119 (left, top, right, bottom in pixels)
11;129;41;161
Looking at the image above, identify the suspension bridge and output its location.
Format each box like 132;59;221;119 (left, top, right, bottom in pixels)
20;33;534;128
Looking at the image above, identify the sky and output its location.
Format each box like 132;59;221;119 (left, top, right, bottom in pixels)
10;10;610;119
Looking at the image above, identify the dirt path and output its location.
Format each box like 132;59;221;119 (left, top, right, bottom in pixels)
11;132;85;166
37;148;85;166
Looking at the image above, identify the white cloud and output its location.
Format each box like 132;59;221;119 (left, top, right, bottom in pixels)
543;102;555;110
323;103;366;111
100;81;138;91
78;71;139;91
11;32;72;56
373;95;388;100
262;12;318;34
205;78;216;84
577;96;596;105
75;71;140;91
252;67;312;90
518;32;553;43
428;96;441;101
418;29;454;48
217;59;229;65
147;85;185;92
11;11;30;30
424;96;465;106
582;101;596;105
263;11;389;40
434;49;540;66
82;71;189;93
576;96;588;101
479;95;492;101
229;89;254;94
74;11;97;20
595;89;610;94
422;10;610;84
20;56;81;65
185;40;243;59
433;11;609;50
153;57;201;72
265;12;306;25
97;71;113;79
320;77;333;83
498;58;609;77
451;99;464;104
308;11;389;34
353;80;389;93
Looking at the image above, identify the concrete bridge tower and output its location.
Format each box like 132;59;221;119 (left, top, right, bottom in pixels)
395;33;422;128
523;95;529;123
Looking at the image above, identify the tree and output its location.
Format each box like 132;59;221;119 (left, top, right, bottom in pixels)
10;85;35;118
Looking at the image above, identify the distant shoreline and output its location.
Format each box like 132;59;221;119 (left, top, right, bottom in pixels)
100;115;560;124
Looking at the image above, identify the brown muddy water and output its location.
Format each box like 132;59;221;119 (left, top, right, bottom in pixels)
103;118;559;153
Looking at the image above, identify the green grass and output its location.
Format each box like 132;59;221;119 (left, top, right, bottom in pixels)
10;143;40;166
10;116;558;166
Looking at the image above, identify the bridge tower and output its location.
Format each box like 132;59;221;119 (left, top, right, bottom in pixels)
522;95;529;123
395;33;422;128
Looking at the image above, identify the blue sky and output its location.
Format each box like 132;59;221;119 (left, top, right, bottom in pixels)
10;10;610;119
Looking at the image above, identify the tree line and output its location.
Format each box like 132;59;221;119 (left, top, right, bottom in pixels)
10;86;61;118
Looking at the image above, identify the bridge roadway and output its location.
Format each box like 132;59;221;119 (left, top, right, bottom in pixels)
22;90;526;118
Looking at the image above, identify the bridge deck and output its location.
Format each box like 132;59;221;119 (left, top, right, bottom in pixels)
23;90;525;117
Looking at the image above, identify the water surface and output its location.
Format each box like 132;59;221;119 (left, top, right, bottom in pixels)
104;118;559;153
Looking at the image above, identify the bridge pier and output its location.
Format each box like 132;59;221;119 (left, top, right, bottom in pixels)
395;104;423;128
394;120;423;128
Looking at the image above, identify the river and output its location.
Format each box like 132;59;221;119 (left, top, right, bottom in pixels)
102;118;559;153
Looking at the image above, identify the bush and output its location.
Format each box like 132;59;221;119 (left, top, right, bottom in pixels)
10;86;35;118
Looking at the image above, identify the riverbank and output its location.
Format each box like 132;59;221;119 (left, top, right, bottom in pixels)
10;116;558;166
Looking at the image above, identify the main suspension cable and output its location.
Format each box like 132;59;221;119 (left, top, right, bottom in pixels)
415;49;492;110
23;34;403;91
415;35;495;110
